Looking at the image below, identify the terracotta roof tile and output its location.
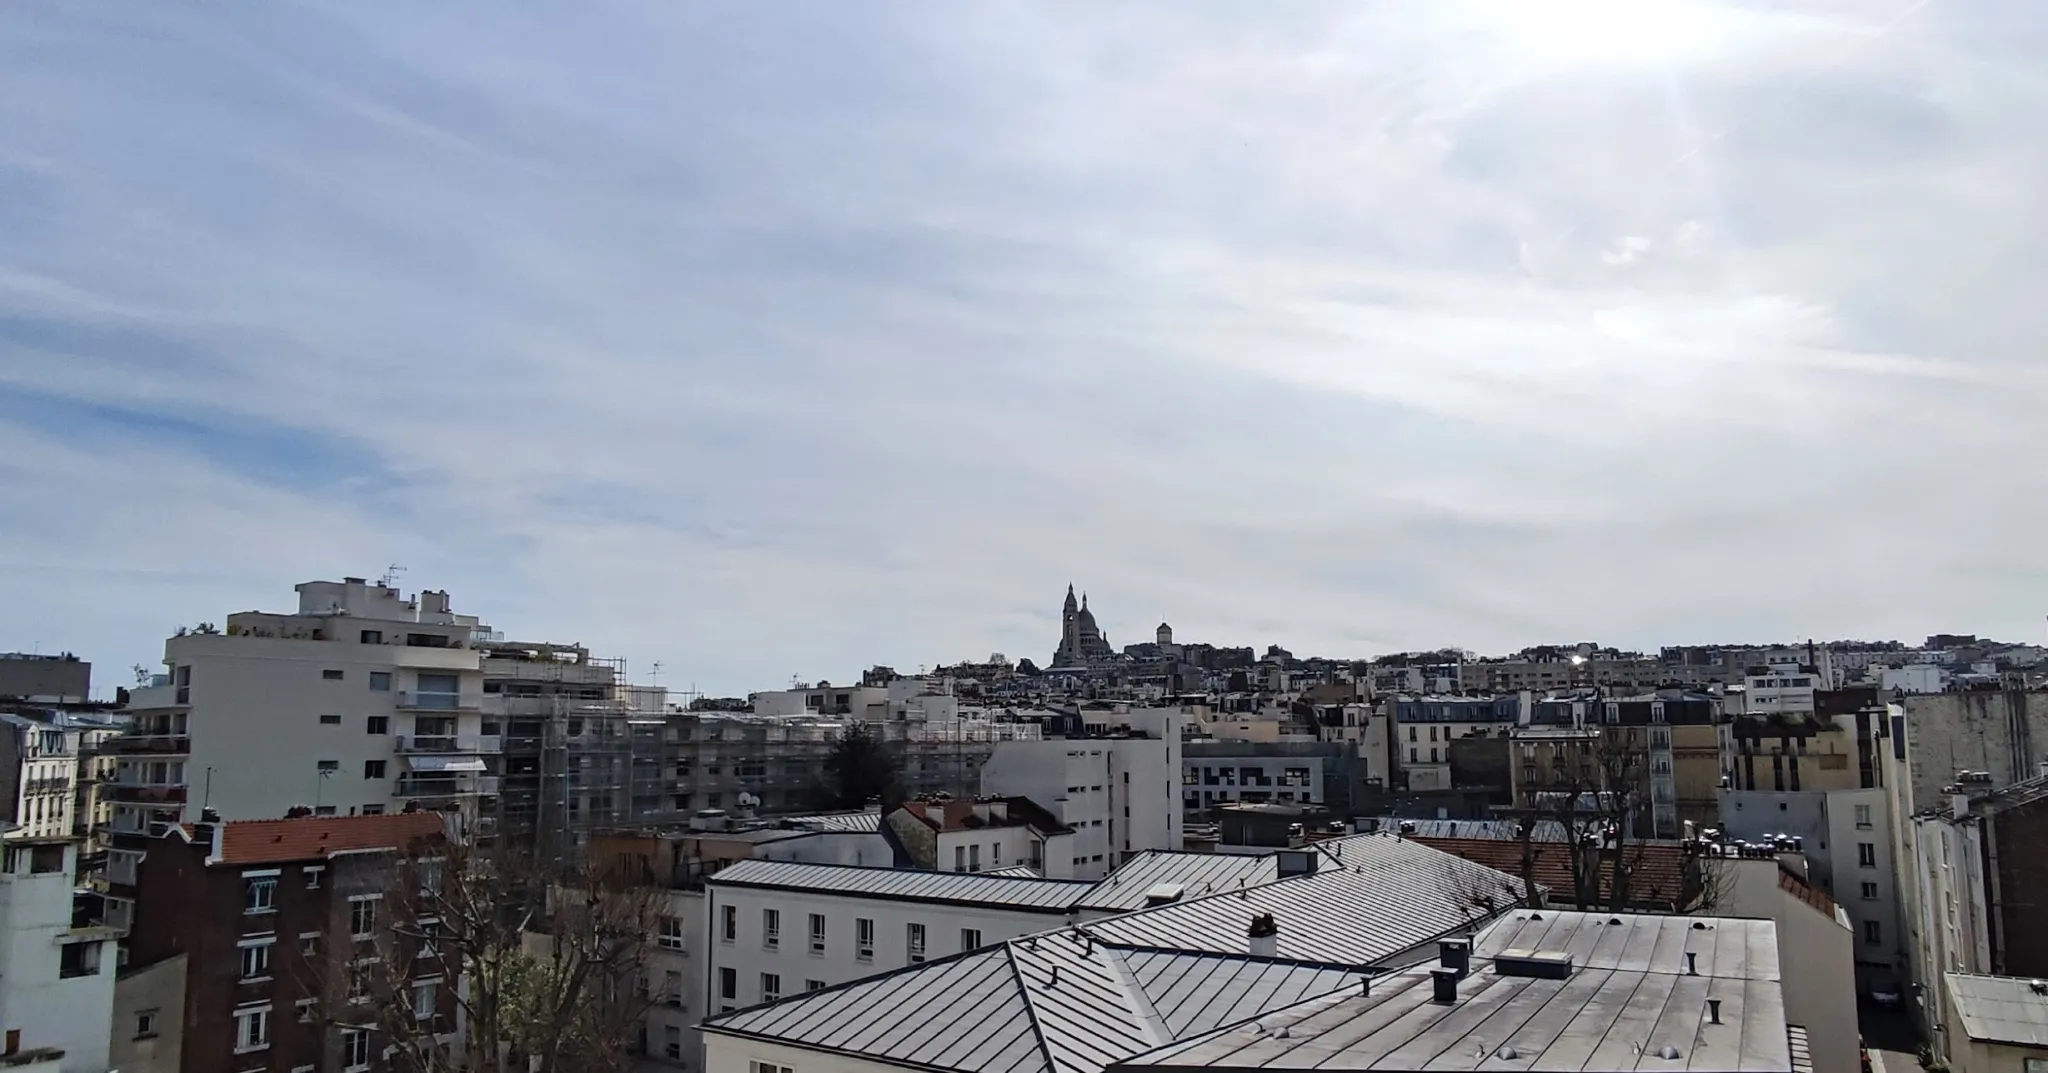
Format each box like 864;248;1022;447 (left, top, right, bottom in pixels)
1410;835;1697;911
1778;865;1837;918
193;812;447;866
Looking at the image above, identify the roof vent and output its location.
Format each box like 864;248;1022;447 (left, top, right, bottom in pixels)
1658;1046;1683;1060
1685;952;1698;976
1440;938;1471;978
1690;921;1709;930
1706;999;1722;1025
1495;1046;1521;1061
1608;917;1623;926
1495;949;1574;980
1143;883;1186;906
2031;980;2048;996
1432;968;1460;1004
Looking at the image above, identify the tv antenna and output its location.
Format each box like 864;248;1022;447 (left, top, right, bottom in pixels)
378;563;406;588
650;661;665;687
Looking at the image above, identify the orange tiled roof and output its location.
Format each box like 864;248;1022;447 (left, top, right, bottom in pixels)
1410;835;1696;911
1778;865;1837;918
191;812;447;866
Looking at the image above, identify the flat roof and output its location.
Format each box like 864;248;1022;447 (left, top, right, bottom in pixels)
706;859;1095;913
1946;973;2048;1047
1116;911;1791;1073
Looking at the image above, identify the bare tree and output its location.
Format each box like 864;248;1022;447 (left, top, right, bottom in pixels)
324;834;663;1073
1530;728;1651;912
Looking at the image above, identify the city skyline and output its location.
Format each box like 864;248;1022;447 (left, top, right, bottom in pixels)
7;2;2048;696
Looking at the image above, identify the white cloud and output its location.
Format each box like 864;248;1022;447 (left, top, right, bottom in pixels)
2;0;2045;694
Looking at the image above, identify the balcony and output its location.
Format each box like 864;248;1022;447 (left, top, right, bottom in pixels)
396;735;500;754
123;684;189;710
395;776;499;798
397;692;479;712
99;734;191;757
106;784;187;805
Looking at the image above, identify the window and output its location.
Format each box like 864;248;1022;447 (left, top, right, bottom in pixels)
721;904;737;942
366;715;389;735
240;939;274;980
664;1026;683;1061
364;760;387;779
1864;919;1882;945
1861;882;1880;900
317;759;340;773
761;973;782;1002
245;876;277;914
1858;843;1878;868
763;908;781;949
319;714;342;726
809;912;826;953
416;919;440;961
662;969;684;1007
856;917;875;960
348;960;373;1004
412;978;438;1020
751;1062;794;1073
349;895;379;939
969;844;981;870
342;1027;372;1072
305;866;324;889
1408;726;1417;742
1854;804;1873;829
807;979;827;992
659;915;685;950
296;998;318;1023
134;1009;159;1040
954;845;967;872
416;857;444;894
234;1006;270;1053
360;803;383;815
907;922;927;963
719;967;737;1010
323;669;345;681
1409;748;1417;763
961;928;983;952
300;932;320;956
368;670;391;690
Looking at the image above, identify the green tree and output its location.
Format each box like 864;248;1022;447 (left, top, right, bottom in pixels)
819;722;904;810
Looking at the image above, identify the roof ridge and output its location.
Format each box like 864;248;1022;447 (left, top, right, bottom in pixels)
1099;943;1171;1049
1003;938;1065;1073
714;858;1093;886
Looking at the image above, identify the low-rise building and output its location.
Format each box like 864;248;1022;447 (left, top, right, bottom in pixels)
887;796;1074;876
114;810;453;1073
0;839;116;1073
1942;973;2048;1073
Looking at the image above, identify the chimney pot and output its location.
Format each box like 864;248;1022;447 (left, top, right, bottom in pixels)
1707;998;1722;1024
1686;952;1698;975
1432;968;1460;1004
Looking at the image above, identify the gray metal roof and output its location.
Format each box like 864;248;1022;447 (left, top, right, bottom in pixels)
705;931;1361;1073
1082;836;1525;965
987;865;1048;878
1945;973;2048;1047
706;859;1095;912
1118;911;1793;1073
1081;853;1283;912
766;809;883;832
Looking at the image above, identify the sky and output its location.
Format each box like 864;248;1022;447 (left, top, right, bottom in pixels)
4;0;2047;698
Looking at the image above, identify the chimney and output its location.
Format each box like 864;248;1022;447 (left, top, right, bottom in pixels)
1439;938;1471;978
1707;998;1723;1025
195;806;223;859
1247;913;1279;958
1432;967;1460;1004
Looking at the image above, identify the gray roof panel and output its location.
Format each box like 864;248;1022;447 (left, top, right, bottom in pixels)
1081;853;1283;911
1946;973;2048;1047
707;859;1095;912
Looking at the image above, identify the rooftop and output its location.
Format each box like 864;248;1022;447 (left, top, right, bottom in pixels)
1079;852;1282;912
1117;911;1792;1073
705;859;1096;913
897;796;1073;835
1945;973;2048;1047
181;812;447;865
1409;836;1698;911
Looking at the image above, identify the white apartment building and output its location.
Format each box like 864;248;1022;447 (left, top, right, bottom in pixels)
979;707;1182;879
1720;787;1902;995
887;797;1076;877
1876;664;1947;695
1;717;81;842
0;840;116;1072
1735;667;1821;717
112;578;498;835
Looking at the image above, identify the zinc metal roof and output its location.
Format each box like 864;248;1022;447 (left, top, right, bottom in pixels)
1119;911;1792;1073
1082;836;1525;965
987;865;1049;878
767;809;883;832
1080;853;1284;911
705;930;1361;1073
706;859;1095;912
1945;973;2048;1047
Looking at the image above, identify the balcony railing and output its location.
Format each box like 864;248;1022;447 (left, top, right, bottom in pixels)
100;734;192;756
396;735;501;754
395;776;500;798
122;684;189;710
107;784;187;805
397;692;477;712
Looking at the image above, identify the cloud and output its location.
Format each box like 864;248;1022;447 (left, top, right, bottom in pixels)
2;0;2046;695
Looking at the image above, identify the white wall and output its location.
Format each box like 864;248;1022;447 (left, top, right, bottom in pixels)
979;710;1180;879
1715;859;1859;1073
648;889;707;1071
0;843;114;1073
703;884;1070;1012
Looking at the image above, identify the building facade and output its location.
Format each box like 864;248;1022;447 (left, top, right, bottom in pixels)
0;839;116;1073
979;707;1181;879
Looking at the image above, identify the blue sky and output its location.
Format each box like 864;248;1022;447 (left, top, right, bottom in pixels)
5;0;2047;697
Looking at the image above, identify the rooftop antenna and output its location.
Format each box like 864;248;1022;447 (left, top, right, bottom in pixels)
650;661;665;687
379;563;406;588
